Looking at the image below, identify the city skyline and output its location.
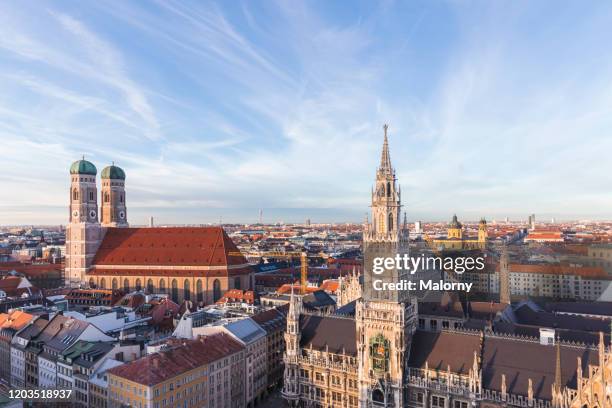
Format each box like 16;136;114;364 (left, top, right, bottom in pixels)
2;1;612;225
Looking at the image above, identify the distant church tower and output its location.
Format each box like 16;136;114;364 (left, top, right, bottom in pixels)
478;218;488;248
65;158;104;287
499;245;511;304
357;125;417;407
101;164;128;227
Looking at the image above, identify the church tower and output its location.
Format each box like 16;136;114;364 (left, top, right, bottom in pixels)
65;158;104;287
478;218;488;249
357;125;417;407
282;288;301;406
499;245;511;305
100;164;128;227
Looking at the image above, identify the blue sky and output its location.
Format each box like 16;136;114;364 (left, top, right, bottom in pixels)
1;1;612;225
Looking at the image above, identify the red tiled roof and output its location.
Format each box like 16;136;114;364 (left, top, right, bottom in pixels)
66;289;123;304
89;227;251;277
525;231;564;241
92;227;247;267
319;279;339;293
277;284;319;294
495;263;608;278
0;310;34;330
108;333;244;386
0;276;38;297
217;289;256;305
0;262;62;276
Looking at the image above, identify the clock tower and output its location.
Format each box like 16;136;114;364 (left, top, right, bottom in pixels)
101;164;128;227
357;125;417;407
65;158;104;287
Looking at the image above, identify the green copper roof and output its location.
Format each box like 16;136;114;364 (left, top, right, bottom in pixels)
449;214;462;228
70;159;97;175
101;164;126;180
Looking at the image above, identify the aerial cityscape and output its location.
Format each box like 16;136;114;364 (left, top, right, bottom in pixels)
1;1;612;408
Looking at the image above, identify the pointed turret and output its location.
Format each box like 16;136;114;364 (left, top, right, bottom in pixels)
288;285;300;322
380;124;392;171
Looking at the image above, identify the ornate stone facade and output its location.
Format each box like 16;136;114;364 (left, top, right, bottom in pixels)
338;269;362;308
281;125;610;408
357;124;416;407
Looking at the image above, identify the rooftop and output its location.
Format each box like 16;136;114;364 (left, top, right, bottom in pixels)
108;333;244;386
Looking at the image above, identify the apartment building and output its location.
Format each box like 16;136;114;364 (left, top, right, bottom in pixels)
10;315;48;387
0;310;34;385
108;333;245;408
195;318;267;407
251;305;287;392
463;263;611;301
57;340;140;406
89;358;124;408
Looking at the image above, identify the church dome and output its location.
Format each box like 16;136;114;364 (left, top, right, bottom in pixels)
70;159;97;175
449;214;462;228
101;164;126;180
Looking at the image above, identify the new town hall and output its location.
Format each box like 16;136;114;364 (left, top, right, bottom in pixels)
281;127;612;408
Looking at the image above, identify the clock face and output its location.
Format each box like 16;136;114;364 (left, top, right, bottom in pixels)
72;210;79;218
89;210;97;219
119;211;125;219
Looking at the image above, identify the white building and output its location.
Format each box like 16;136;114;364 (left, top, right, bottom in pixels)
64;308;150;334
36;315;113;388
180;316;268;407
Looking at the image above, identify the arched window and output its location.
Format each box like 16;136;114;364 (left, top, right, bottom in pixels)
120;194;124;203
183;279;191;301
213;279;221;302
89;278;95;288
89;191;94;201
388;213;393;232
135;279;142;291
72;189;79;201
104;193;109;203
171;279;178;302
100;278;106;289
147;279;154;294
234;277;241;290
386;182;391;197
196;280;203;302
112;278;118;290
123;278;129;292
159;279;166;294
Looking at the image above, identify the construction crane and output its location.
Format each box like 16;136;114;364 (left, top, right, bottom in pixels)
229;250;309;294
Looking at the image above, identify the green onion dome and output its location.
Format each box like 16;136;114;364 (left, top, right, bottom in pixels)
70;159;97;175
101;164;126;180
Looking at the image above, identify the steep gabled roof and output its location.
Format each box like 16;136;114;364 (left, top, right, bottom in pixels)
300;315;357;355
108;333;244;386
92;227;248;268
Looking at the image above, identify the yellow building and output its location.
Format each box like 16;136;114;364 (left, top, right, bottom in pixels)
431;215;488;251
108;334;245;408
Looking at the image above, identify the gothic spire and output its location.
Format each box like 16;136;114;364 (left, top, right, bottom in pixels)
288;284;298;320
554;336;562;388
380;124;392;171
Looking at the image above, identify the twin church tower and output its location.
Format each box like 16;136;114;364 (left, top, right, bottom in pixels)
65;160;128;286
